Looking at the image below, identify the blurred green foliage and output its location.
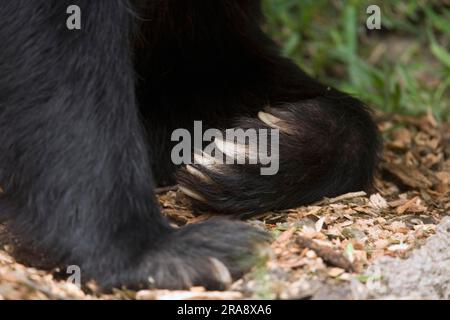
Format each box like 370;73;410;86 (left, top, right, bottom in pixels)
263;0;450;120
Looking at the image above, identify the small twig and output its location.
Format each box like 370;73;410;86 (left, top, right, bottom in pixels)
314;191;367;206
296;236;355;272
155;185;179;194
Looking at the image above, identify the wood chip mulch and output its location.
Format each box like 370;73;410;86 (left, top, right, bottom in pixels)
0;113;448;300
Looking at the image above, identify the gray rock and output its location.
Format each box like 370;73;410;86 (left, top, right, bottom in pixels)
366;217;450;299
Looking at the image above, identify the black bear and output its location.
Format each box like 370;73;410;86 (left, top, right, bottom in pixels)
0;0;380;290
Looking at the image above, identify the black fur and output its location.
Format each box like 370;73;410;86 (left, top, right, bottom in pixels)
0;0;380;290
